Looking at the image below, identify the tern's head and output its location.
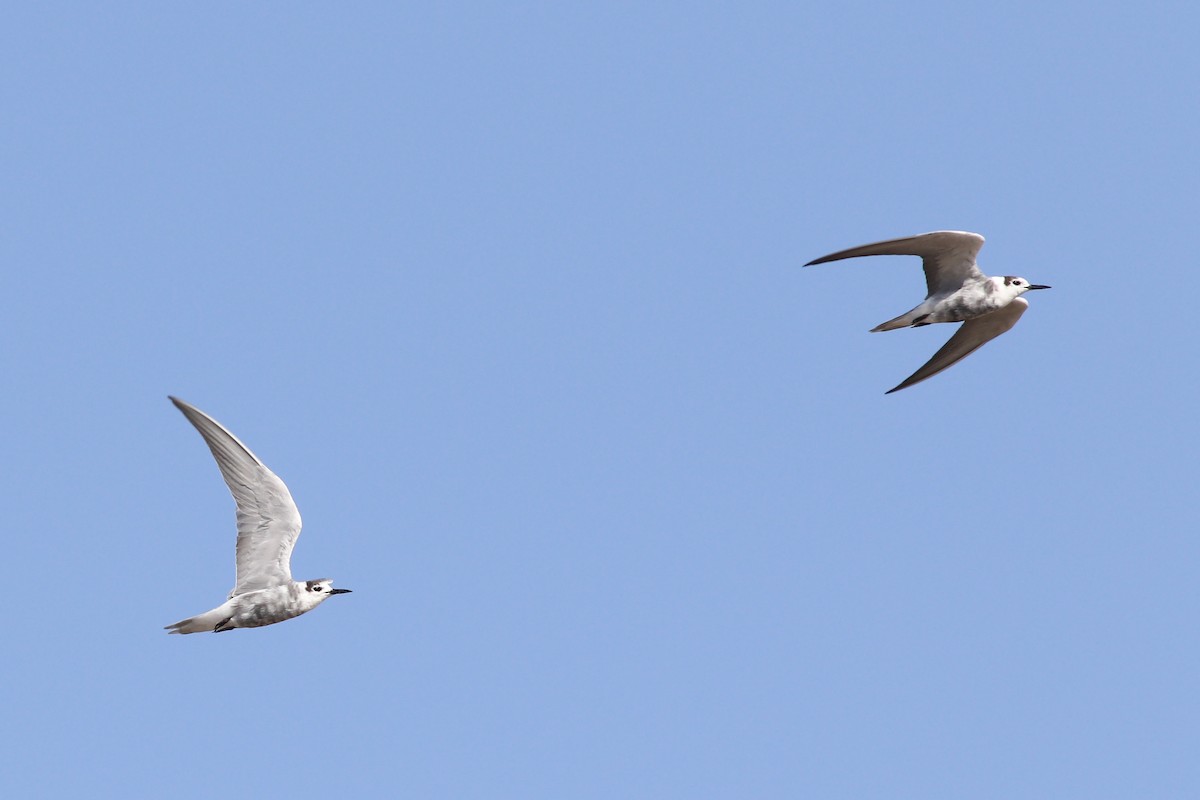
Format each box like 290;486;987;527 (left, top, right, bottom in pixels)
304;578;352;600
1001;276;1052;297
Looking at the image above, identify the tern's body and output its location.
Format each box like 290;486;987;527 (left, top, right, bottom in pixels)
167;582;336;634
165;397;350;634
805;231;1050;393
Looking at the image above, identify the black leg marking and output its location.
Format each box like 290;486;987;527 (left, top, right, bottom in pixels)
214;617;235;633
912;322;931;328
912;314;930;326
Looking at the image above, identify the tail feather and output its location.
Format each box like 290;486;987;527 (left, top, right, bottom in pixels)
164;607;230;635
871;308;927;332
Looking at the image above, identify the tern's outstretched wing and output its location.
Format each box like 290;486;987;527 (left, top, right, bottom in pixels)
805;231;986;297
170;397;302;597
885;298;1029;394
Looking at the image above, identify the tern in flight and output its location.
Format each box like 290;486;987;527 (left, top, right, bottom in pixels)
805;231;1050;393
165;397;350;634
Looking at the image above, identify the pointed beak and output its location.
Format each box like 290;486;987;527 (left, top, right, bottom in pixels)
1028;284;1051;290
329;588;352;595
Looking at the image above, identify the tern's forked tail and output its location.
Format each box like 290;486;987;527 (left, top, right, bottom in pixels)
164;606;231;635
870;306;929;332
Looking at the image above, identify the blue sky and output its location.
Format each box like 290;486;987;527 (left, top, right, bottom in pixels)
4;2;1198;797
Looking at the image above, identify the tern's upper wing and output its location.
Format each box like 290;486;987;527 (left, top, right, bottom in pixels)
805;231;986;297
885;298;1029;394
170;397;302;597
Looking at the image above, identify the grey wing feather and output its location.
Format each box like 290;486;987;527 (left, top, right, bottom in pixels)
885;298;1029;394
805;231;986;297
169;397;302;597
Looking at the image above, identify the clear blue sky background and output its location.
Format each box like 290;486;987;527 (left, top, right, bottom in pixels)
3;2;1197;797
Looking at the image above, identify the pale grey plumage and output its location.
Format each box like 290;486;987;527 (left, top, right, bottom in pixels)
804;231;1050;393
169;397;301;597
884;297;1030;394
806;230;986;297
165;397;350;634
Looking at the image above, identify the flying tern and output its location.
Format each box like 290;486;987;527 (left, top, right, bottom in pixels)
165;396;350;634
805;231;1050;393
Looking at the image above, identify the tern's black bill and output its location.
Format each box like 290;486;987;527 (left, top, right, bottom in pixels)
1028;284;1052;290
329;588;353;595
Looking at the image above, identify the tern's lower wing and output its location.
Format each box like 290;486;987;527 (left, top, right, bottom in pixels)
805;231;986;297
885;298;1029;394
169;397;303;596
